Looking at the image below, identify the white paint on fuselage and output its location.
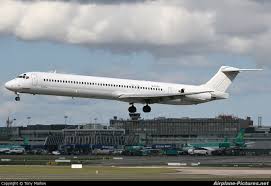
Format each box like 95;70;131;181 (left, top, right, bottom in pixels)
6;66;261;110
5;72;215;105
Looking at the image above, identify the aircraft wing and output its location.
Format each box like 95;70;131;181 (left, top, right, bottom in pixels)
118;90;213;104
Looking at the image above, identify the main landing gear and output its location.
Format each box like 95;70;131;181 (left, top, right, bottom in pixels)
143;105;151;113
128;104;152;113
15;93;20;102
128;104;137;113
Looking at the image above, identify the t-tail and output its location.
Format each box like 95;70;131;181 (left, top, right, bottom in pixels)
203;66;262;99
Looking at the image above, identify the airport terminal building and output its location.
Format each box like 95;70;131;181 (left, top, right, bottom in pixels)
1;115;271;155
109;115;253;146
63;128;126;146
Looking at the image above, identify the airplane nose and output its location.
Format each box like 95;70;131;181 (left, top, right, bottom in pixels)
5;81;13;90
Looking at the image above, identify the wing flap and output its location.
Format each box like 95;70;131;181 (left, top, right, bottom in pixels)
118;90;213;103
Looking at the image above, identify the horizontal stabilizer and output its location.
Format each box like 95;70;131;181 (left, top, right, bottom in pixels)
221;66;263;72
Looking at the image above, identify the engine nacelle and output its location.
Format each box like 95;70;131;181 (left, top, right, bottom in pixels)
194;92;212;101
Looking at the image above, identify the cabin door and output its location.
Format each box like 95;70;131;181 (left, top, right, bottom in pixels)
32;74;38;86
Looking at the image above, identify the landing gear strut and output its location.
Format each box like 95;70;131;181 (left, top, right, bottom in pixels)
15;93;20;102
143;105;151;113
128;104;137;113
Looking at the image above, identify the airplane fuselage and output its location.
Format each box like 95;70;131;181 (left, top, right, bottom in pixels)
5;72;217;105
6;66;260;113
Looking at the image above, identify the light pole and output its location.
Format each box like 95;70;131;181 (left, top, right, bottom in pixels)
64;116;68;125
13;118;16;127
27;117;31;126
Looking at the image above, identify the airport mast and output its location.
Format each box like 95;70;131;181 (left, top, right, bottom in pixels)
6;116;16;138
258;116;262;128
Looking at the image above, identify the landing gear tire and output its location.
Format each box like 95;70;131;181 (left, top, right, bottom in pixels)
143;105;151;113
15;96;20;101
128;105;137;113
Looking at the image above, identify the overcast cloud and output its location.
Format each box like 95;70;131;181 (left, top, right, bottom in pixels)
0;0;270;125
0;0;270;66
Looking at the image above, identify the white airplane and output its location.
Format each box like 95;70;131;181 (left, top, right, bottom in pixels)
5;66;261;113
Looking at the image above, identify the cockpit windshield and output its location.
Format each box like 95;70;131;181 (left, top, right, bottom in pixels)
17;74;29;79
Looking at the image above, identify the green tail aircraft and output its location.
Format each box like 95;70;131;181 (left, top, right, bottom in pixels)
183;128;252;152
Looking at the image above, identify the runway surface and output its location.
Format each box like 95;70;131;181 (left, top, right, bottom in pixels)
92;156;271;166
0;156;270;181
0;165;270;181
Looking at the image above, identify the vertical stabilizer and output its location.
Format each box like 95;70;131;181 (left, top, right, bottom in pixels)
205;66;262;92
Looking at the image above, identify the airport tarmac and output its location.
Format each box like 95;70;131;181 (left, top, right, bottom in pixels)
1;155;271;166
0;165;270;181
0;156;270;180
84;156;271;166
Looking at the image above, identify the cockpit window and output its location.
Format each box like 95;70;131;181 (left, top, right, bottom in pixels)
17;74;30;79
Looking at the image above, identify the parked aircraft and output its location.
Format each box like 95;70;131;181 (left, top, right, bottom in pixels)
183;128;253;155
5;66;261;113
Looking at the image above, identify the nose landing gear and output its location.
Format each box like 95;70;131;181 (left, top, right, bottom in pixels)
15;93;20;102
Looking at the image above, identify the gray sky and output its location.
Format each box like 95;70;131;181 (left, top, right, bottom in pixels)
0;0;270;126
